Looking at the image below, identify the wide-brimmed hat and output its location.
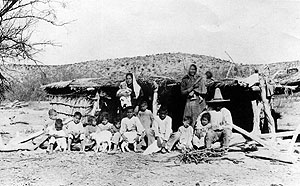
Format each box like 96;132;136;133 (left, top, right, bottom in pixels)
206;88;230;103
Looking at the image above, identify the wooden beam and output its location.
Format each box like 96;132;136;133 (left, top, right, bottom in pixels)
288;124;300;154
231;123;278;151
246;149;297;164
7;130;44;145
259;131;295;139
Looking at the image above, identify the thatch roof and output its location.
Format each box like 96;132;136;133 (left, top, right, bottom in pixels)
275;71;300;85
42;75;177;95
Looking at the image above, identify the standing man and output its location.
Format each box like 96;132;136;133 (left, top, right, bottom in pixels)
181;64;207;127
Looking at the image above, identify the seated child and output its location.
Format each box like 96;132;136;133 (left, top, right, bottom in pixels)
84;115;98;149
138;101;155;147
196;112;212;138
92;112;114;152
120;106;145;152
152;107;172;153
44;109;59;134
193;112;211;149
66;112;86;152
47;119;67;153
176;116;194;151
116;81;132;109
110;117;122;152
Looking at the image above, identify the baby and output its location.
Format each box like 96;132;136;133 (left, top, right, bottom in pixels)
47;119;67;153
116;81;132;109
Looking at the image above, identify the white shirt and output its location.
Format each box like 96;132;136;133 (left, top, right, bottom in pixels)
196;108;233;131
120;116;145;135
153;115;172;141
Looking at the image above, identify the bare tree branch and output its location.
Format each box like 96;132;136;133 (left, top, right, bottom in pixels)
0;0;68;100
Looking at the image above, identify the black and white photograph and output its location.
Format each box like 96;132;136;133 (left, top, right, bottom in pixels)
1;0;300;185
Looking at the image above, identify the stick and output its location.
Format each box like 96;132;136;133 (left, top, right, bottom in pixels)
10;122;29;125
246;150;296;164
8;130;45;145
225;51;235;78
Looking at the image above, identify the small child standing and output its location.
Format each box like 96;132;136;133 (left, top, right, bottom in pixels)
176;116;194;151
66;112;85;152
116;81;132;109
48;119;67;153
137;101;155;147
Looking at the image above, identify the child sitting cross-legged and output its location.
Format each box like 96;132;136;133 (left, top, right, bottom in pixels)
176;116;194;152
47;119;67;153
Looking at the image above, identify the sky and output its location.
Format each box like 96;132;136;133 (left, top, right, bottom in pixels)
33;0;300;65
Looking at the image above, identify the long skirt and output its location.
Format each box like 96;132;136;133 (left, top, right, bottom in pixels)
183;98;206;127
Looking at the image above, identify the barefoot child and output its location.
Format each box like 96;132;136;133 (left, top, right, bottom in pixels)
66;112;85;152
176;116;194;151
120;106;145;152
84;115;98;150
92;112;114;152
48;119;67;153
110;118;122;152
138;101;155;147
152;107;172;153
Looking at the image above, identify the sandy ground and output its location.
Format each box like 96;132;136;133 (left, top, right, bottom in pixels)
1;101;300;186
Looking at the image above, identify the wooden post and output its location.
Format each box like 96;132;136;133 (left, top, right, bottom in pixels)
288;124;300;154
259;77;276;141
251;100;262;135
152;81;159;116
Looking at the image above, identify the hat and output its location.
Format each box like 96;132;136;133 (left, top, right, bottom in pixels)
206;88;230;103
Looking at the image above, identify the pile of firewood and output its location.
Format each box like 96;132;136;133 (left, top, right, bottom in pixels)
177;149;226;164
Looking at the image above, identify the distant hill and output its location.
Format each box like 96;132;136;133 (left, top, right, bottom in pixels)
1;52;299;101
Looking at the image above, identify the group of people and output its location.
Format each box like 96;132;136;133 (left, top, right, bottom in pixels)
44;64;234;154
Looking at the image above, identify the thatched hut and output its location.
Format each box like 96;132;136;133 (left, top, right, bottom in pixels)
42;69;293;133
41;75;177;123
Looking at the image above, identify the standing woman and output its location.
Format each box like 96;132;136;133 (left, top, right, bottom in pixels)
181;64;207;127
124;73;144;114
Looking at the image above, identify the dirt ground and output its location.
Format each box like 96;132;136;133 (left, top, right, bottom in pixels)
1;101;300;186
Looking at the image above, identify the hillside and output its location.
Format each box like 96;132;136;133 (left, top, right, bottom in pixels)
1;52;298;101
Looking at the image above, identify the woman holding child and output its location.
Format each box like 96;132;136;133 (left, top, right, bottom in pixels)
117;73;144;114
181;64;207;127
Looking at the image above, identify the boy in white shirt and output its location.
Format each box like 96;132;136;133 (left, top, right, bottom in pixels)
48;119;67;153
120;106;145;152
152;107;172;153
66;112;86;152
